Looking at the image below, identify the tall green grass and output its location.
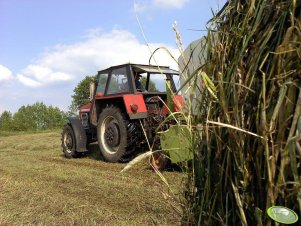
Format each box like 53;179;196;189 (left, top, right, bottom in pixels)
180;1;301;225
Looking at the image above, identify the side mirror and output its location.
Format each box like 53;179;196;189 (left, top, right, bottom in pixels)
89;82;95;101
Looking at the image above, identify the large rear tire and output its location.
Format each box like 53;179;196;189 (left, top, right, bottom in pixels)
61;124;80;158
97;107;128;162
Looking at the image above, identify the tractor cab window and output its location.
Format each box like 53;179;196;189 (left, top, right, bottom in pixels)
172;74;180;93
148;73;166;92
107;67;129;95
135;72;146;92
96;73;108;95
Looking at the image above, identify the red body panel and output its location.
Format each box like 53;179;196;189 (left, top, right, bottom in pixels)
173;95;183;112
162;95;183;114
79;103;91;113
94;94;124;100
79;94;148;119
93;94;147;115
123;94;147;114
79;93;182;120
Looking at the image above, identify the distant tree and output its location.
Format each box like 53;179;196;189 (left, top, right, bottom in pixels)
12;105;33;131
30;102;48;129
27;102;67;130
0;111;13;131
46;105;67;129
10;102;67;131
69;76;95;114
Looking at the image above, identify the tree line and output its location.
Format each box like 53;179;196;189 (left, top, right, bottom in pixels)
0;76;93;132
0;102;67;131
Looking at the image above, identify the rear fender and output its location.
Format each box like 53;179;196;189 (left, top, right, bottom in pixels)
123;94;148;119
67;117;88;153
162;95;183;114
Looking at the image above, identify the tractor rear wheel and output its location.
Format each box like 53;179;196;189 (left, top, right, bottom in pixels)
61;124;80;158
97;107;128;162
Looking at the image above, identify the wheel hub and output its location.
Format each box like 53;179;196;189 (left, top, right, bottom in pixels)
104;123;120;147
64;134;73;150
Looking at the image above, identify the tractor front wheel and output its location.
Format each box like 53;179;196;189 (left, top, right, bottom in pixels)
61;124;80;158
97;107;128;162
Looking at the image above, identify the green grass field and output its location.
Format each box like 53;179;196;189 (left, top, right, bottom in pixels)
0;131;183;225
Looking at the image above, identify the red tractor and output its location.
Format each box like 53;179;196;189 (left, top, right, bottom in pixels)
61;63;183;168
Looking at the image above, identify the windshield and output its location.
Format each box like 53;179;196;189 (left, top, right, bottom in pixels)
96;73;108;94
173;74;180;92
107;67;129;94
139;73;178;92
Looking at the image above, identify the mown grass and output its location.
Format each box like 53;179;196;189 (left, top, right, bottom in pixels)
0;131;184;225
0;129;61;137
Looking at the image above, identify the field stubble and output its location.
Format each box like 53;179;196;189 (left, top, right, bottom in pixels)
0;131;183;225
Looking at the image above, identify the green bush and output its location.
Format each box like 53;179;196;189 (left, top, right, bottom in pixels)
0;102;67;132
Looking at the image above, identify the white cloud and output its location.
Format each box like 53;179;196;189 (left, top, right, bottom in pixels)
134;0;189;12
17;29;179;88
133;0;189;14
17;64;72;87
134;2;148;13
154;0;189;9
16;74;42;88
0;64;13;81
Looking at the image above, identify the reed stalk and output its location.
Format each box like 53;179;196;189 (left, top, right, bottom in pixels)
181;1;301;225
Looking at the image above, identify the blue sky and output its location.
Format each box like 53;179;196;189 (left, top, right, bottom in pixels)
0;0;226;113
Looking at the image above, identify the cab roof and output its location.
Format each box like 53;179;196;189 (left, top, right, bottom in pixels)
98;63;179;75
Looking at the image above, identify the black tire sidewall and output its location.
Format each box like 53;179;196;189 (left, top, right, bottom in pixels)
61;124;77;158
97;107;127;162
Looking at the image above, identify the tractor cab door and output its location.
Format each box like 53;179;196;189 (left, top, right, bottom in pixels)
106;66;133;95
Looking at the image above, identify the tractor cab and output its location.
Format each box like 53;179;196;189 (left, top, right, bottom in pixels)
92;63;179;96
